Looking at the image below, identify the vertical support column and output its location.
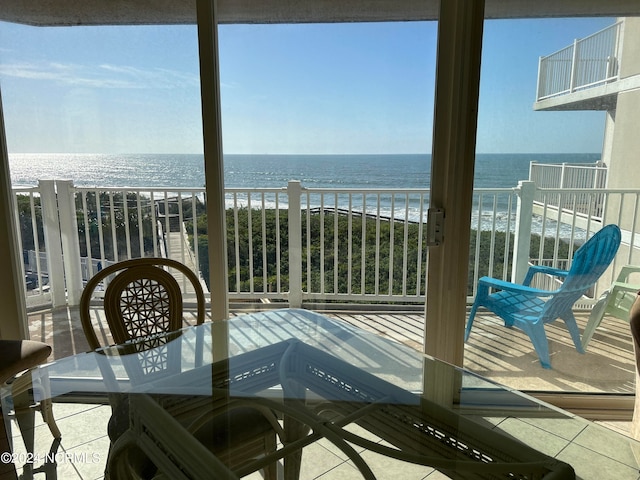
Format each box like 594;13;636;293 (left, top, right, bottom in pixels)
39;180;66;308
0;87;27;342
424;0;485;368
56;180;83;305
287;181;303;308
197;0;228;321
512;181;536;284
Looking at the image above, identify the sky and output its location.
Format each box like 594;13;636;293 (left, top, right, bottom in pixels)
0;17;614;155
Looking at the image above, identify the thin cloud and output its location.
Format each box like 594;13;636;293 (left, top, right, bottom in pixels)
0;61;198;89
220;80;241;89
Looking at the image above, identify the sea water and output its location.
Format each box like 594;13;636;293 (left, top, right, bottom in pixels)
8;152;599;190
9;152;600;234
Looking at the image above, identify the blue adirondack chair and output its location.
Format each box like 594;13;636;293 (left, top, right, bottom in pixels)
465;224;621;369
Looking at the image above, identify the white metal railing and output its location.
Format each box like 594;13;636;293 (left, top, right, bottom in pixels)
529;162;608;218
525;185;640;307
13;185;51;305
13;179;640;309
536;22;622;101
223;183;434;303
300;186;431;303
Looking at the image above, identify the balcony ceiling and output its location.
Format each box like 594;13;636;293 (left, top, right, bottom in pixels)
1;0;640;26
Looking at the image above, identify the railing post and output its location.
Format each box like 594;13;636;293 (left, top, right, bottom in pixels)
39;180;66;307
535;56;543;101
287;181;303;307
595;162;607;188
56;180;83;305
512;181;536;284
569;39;579;93
560;162;567;188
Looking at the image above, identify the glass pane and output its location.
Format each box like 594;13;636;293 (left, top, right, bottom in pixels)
465;17;639;396
0;20;204;341
216;22;437;312
0;19;438;355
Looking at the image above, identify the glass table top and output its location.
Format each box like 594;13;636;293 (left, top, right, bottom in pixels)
3;308;640;479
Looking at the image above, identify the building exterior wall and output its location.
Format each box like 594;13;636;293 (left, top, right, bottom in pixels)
619;17;640;78
605;17;640;191
601;17;640;237
608;90;640;190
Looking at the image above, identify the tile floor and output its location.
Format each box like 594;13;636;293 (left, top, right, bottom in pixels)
5;398;640;480
7;401;458;480
6;402;110;480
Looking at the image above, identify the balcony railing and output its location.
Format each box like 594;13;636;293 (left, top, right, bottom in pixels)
536;21;622;101
529;161;608;218
13;178;640;310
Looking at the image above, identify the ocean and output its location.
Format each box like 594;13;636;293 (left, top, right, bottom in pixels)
8;152;600;190
8;152;599;234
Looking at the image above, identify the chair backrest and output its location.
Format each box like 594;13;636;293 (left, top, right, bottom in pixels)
541;224;621;320
80;257;206;351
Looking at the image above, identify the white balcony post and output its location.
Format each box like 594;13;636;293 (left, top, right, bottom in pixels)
56;180;83;305
569;39;579;93
39;180;66;307
536;56;543;101
512;181;536;284
287;181;303;307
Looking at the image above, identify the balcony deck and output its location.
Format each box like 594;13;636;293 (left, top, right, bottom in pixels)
27;304;635;395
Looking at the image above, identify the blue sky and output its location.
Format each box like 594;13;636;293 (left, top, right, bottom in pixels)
0;17;613;155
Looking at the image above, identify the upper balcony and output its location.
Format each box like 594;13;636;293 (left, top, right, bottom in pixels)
534;21;623;111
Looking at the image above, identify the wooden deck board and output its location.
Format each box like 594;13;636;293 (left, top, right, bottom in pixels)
26;306;636;395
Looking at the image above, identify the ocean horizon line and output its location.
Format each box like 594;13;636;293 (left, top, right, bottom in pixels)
8;151;600;157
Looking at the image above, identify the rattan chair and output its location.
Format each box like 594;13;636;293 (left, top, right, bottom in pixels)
79;257;278;479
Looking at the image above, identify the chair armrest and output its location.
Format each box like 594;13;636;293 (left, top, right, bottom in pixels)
610;281;640;294
522;265;569;286
478;276;557;297
616;265;640;284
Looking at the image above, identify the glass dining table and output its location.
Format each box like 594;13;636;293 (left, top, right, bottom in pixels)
2;308;640;479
